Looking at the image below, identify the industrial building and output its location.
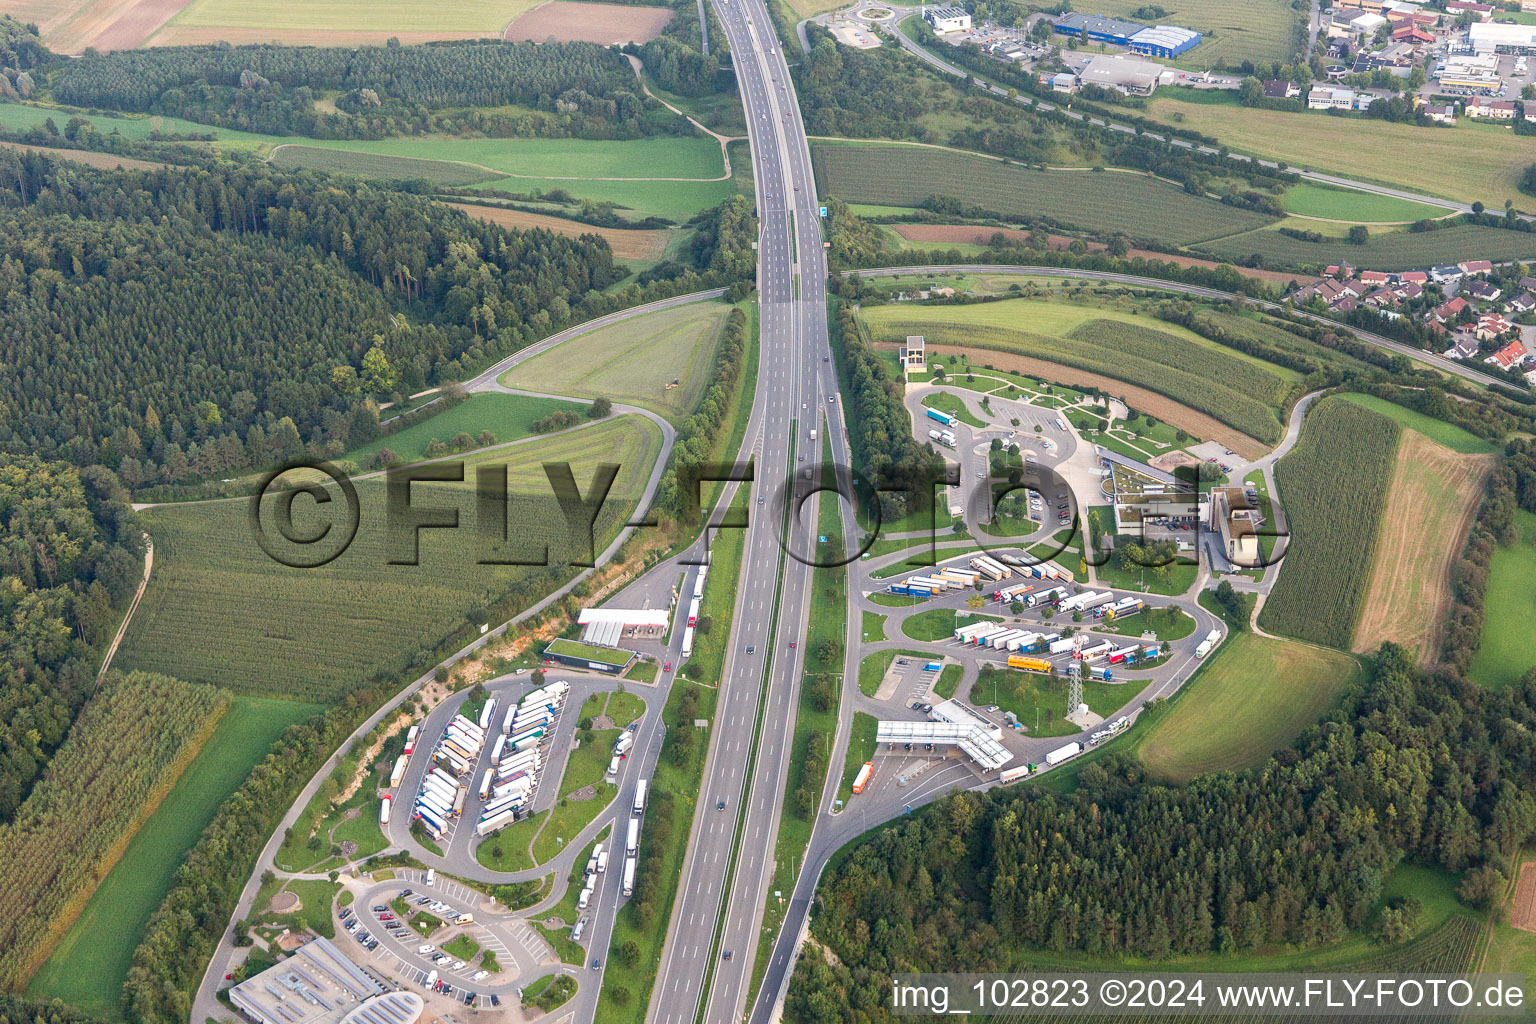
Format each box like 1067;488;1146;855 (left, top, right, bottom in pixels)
1468;21;1536;54
228;938;421;1024
577;607;670;647
877;699;1014;772
922;5;971;32
1054;12;1146;45
1076;54;1169;95
1127;25;1202;58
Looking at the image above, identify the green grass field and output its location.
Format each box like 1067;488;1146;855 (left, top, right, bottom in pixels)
1338;393;1500;455
501;301;732;424
269;146;499;186
1147;97;1534;210
811;143;1275;245
1071;0;1299;66
1280;183;1452;223
1137;632;1359;782
269;137;730;222
1470;510;1536;691
349;393;587;468
971;667;1151;738
900;607;997;642
0;102;282;148
117;416;662;701
168;0;538;33
26;696;322;1015
835;713;880;806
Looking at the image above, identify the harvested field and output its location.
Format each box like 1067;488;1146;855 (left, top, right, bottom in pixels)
145;25;512;44
883;342;1268;458
506;1;672;43
888;223;1316;287
1353;428;1491;662
0;142;166;172
86;0;192;49
445;202;669;261
13;0;136;52
1513;860;1536;934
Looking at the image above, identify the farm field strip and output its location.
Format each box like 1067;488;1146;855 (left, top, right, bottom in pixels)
1353;429;1492;662
812;143;1275;246
861;302;1288;444
504;1;674;43
162;0;540;34
1280;182;1454;223
445;202;670;261
1198;223;1536;272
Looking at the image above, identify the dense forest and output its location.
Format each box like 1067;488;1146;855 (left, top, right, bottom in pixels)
786;642;1536;1022
629;0;723;99
0;456;143;821
0;153;752;486
47;37;683;140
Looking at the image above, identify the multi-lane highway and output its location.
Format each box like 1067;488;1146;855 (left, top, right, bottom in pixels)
647;0;854;1020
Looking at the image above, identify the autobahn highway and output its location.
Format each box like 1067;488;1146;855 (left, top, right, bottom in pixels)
645;0;853;1020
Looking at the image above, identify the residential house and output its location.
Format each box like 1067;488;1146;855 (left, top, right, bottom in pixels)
1486;339;1529;371
1423;103;1457;123
1445;334;1481;360
1433;295;1470;321
1323;262;1355;278
1360;270;1392;287
1391;24;1434;44
1339;278;1368;300
1395;280;1424;301
1431;264;1464;283
1508;292;1536;315
1262;79;1300;99
1464;279;1503;302
1468;98;1516;119
1295;279;1348;304
1399;270;1429;286
1458;259;1494;276
1519;276;1536;293
1335;297;1360;312
1477;313;1515;340
1330;8;1387;35
1364;288;1400;308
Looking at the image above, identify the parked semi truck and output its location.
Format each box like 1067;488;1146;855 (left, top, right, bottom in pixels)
626;816;639;855
970;555;1011;580
926;408;955;426
389;756;407;788
634;779;648;815
1196;628;1221;658
403;724;419;756
687;597;700;628
622;855;637;897
379;795;392;825
1046;742;1082;766
1007;655;1052;673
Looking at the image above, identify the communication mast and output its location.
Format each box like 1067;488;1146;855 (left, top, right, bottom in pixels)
1068;634;1086;717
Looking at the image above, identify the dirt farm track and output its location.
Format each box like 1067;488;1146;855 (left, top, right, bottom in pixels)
505;1;673;43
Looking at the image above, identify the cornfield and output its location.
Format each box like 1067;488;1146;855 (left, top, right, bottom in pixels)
116;417;663;701
0;671;230;988
1259;398;1401;648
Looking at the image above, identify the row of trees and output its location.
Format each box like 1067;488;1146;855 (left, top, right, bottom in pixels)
0;455;144;820
786;641;1536;1022
51;38;678;141
833;304;941;523
1444;439;1536;672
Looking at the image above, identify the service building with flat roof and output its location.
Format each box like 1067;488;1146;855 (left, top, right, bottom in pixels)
1128;24;1202;57
1054;12;1147;45
229;938;420;1024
